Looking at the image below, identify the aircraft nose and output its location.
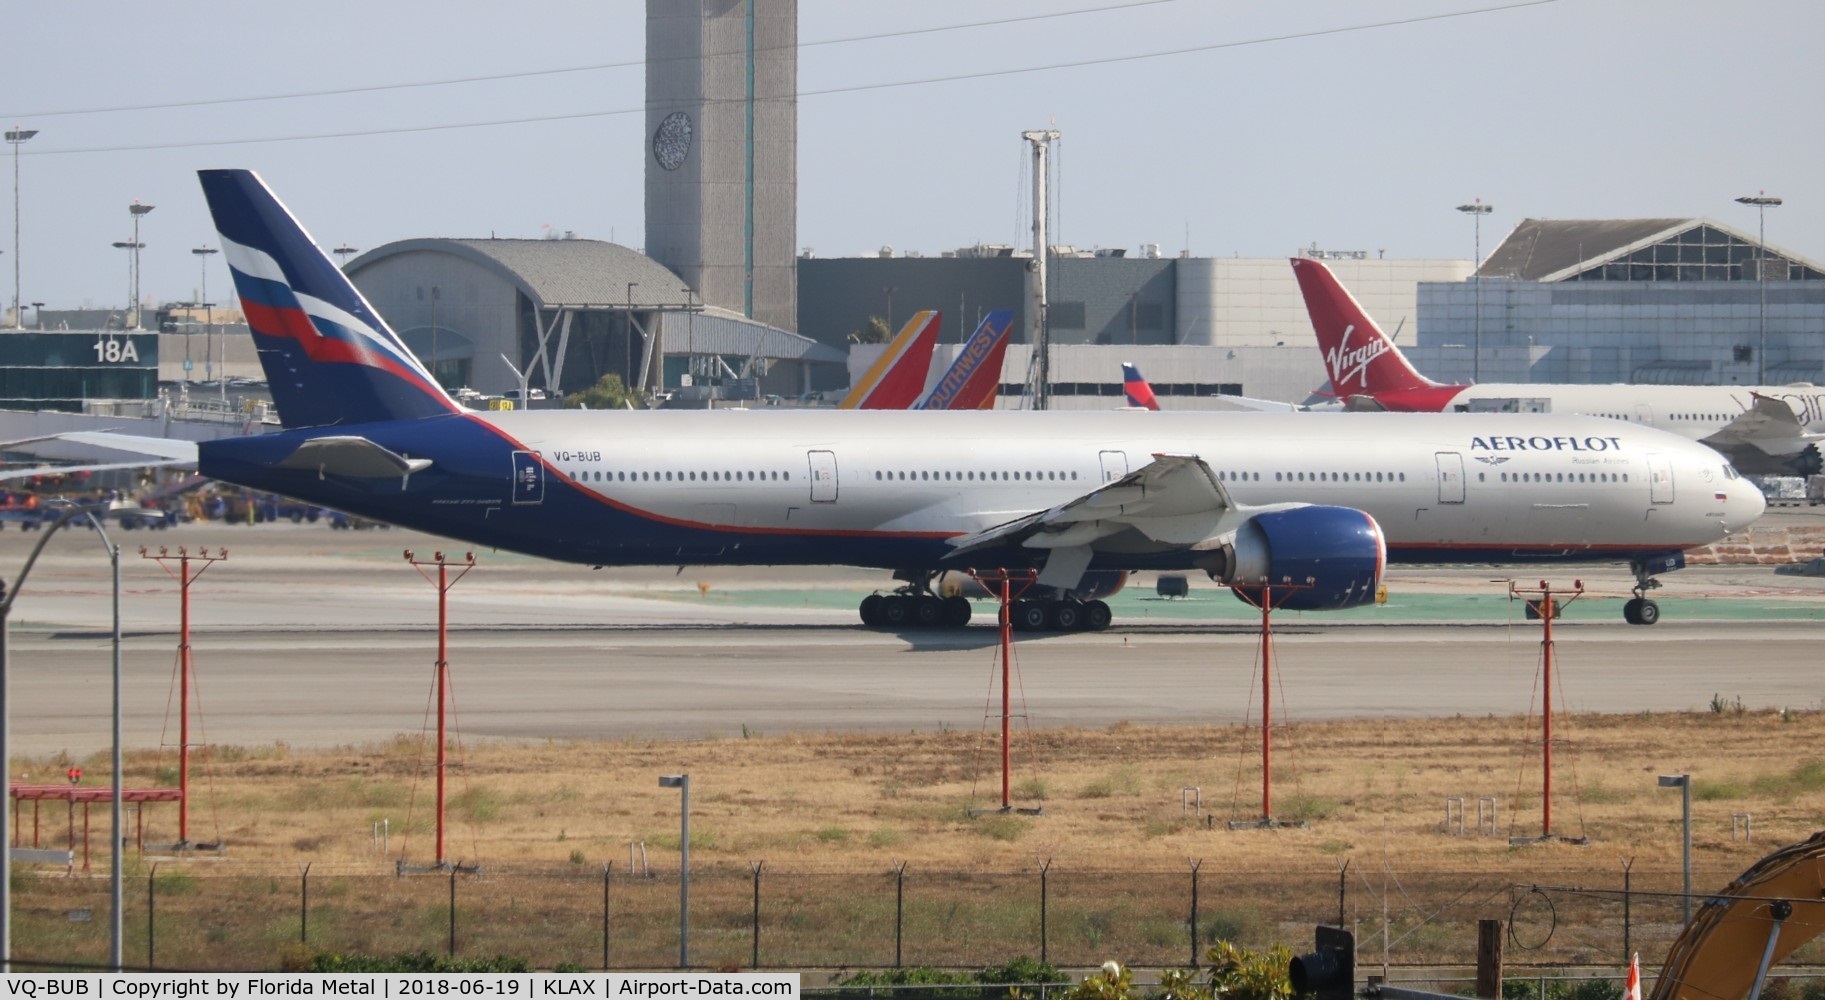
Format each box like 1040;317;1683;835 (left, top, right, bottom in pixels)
1737;477;1767;524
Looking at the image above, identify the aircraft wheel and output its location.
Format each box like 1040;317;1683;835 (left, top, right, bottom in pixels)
942;596;972;627
1013;600;1050;632
1083;600;1113;631
914;595;944;627
1624;597;1659;626
881;595;912;627
859;594;884;627
1052;601;1084;632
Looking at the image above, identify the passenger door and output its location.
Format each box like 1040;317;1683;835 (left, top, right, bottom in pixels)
1434;451;1465;504
808;450;838;503
1648;454;1674;504
1099;450;1129;483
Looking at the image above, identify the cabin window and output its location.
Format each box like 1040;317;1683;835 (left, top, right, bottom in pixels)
1398;473;1406;482
1477;472;1485;482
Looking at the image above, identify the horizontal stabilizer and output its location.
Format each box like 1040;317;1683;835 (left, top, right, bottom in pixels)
54;432;202;464
276;436;433;478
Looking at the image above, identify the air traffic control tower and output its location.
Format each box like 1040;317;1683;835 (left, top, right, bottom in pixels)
645;0;798;334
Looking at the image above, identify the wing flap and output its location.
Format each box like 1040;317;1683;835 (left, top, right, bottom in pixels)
949;453;1233;559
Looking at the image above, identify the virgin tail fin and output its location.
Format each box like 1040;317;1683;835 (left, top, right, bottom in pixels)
1290;256;1438;397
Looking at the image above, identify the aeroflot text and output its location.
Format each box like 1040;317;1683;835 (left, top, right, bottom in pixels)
1470;436;1625;453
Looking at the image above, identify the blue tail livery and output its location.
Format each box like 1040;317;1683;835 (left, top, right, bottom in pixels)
198;169;459;429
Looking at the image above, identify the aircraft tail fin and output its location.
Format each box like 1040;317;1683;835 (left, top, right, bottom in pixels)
840;310;941;409
197;169;460;430
1122;363;1161;410
1291;256;1439;398
917;309;1013;410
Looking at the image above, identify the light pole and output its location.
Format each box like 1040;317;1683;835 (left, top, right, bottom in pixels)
6;127;37;329
110;241;142;329
659;773;690;968
332;244;359;268
128;201;153;329
881;286;896;332
1735;193;1782;384
192;247;217;387
0;499;139;971
1456;199;1493;383
1658;773;1692;927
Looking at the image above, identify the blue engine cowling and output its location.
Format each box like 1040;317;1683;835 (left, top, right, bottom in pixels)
1223;505;1386;611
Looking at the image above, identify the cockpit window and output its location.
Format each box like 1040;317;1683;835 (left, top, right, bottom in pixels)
1723;465;1740;480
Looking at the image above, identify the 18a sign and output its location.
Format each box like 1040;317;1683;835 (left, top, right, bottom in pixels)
92;337;142;363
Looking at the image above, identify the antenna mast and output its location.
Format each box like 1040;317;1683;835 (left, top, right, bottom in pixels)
1022;128;1059;410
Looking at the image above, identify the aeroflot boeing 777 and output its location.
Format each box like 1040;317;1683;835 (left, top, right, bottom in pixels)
192;170;1764;630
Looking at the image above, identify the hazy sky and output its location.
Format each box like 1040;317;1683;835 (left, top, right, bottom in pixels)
3;0;1820;316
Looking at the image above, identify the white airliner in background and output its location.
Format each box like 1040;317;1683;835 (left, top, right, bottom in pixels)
142;170;1767;634
1294;256;1825;476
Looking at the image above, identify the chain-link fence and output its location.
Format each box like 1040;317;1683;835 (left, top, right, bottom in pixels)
7;862;1806;974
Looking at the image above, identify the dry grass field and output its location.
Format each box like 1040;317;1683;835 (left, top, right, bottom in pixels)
31;707;1804;874
12;706;1825;972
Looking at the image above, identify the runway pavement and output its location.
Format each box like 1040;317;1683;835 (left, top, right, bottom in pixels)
0;518;1819;756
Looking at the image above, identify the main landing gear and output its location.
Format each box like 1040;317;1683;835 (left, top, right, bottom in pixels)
1623;557;1664;626
855;572;1113;632
858;570;972;628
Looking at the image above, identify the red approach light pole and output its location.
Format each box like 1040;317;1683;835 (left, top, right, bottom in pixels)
1229;577;1312;828
140;546;226;845
969;568;1037;812
1509;579;1584;842
406;550;475;868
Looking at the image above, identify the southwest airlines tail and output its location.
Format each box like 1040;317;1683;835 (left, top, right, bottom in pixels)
917;310;1013;410
1121;363;1160;410
839;310;942;409
1291;256;1441;400
198;169;459;429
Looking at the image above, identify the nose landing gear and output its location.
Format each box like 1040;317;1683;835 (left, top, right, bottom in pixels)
1623;554;1680;625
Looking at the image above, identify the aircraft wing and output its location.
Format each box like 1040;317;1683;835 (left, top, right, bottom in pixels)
948;453;1236;589
1705;392;1820;453
275;436;433;479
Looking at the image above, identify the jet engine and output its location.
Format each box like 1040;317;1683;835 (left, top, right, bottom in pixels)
1207;505;1385;611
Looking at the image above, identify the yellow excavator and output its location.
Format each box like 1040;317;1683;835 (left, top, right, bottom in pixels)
1651;829;1825;999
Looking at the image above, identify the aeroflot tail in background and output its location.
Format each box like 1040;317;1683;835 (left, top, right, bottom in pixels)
1292;256;1825;476
917;310;1013;410
839;310;942;409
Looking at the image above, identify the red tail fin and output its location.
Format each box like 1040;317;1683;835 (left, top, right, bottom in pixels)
841;310;941;409
1290;257;1438;397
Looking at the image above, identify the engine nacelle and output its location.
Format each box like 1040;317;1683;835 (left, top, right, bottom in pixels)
1218;505;1385;611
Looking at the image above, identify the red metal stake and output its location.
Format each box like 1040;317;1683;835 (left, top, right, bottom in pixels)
142;546;226;845
1541;583;1555;839
999;573;1012;812
407;551;476;868
1261;584;1273;822
1508;579;1584;843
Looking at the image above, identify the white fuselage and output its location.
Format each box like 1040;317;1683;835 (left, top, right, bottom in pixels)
461;408;1762;566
